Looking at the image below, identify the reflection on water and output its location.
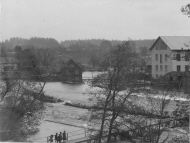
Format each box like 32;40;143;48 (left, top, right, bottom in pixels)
44;72;102;104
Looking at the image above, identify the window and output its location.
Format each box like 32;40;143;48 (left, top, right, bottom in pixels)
176;54;180;61
185;54;189;61
160;65;163;71
165;65;167;72
155;54;158;61
185;65;189;71
160;54;162;63
156;65;158;72
177;65;181;72
165;54;167;62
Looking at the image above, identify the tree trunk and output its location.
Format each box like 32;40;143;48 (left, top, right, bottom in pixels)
98;95;111;143
107;113;115;142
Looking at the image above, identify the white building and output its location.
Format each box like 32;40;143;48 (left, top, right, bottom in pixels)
149;36;190;79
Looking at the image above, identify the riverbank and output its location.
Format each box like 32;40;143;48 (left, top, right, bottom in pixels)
43;102;101;131
32;92;64;103
28;71;189;142
28;103;92;142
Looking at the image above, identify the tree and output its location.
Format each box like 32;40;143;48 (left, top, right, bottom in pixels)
139;46;149;57
89;53;101;68
1;44;7;57
14;45;22;53
99;40;112;53
0;46;56;141
181;4;190;17
89;40;142;142
88;41;189;143
0;67;47;141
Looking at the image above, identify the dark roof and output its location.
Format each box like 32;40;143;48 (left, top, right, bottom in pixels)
66;59;83;70
149;36;190;51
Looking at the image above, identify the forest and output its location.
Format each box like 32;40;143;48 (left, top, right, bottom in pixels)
1;37;154;67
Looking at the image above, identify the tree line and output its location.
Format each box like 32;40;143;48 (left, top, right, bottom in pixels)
1;37;154;68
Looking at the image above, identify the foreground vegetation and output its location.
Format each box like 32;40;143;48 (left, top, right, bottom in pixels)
0;38;189;142
86;41;189;143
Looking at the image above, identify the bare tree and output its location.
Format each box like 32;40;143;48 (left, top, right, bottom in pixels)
0;47;55;141
88;40;144;142
88;41;189;143
181;4;190;17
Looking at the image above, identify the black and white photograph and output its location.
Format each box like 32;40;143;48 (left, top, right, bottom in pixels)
0;0;190;142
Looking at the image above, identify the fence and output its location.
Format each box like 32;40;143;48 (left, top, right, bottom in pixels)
73;117;186;143
44;129;86;143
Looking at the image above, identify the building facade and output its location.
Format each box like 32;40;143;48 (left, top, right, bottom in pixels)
150;36;190;79
60;59;83;83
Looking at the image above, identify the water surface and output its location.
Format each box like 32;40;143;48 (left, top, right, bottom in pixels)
44;71;102;104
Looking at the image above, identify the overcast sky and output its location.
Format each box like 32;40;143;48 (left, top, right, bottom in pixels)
1;0;190;42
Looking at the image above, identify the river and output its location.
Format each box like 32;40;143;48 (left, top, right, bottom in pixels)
28;71;182;142
28;71;101;142
43;71;101;104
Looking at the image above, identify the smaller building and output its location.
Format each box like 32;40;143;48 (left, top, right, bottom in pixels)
59;59;83;83
0;57;18;79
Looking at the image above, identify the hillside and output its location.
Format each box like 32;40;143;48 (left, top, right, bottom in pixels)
1;37;155;51
1;37;155;65
60;39;155;50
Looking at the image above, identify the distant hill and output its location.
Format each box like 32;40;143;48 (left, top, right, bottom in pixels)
1;37;155;52
1;37;60;50
60;39;156;50
1;37;156;66
134;39;156;50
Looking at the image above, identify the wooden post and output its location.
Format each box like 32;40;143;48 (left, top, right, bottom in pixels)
67;133;68;141
84;128;86;137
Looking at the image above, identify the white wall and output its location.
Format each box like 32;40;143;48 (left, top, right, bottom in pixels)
151;39;172;79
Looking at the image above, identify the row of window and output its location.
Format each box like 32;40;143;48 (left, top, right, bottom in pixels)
176;65;189;72
155;65;189;72
175;53;189;61
159;53;189;63
155;54;167;63
155;65;168;72
156;53;190;62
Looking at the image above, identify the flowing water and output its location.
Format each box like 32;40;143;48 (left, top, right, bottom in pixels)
28;71;183;142
28;71;101;142
43;71;102;104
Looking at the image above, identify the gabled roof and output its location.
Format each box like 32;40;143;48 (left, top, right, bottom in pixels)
66;59;83;70
149;36;190;51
